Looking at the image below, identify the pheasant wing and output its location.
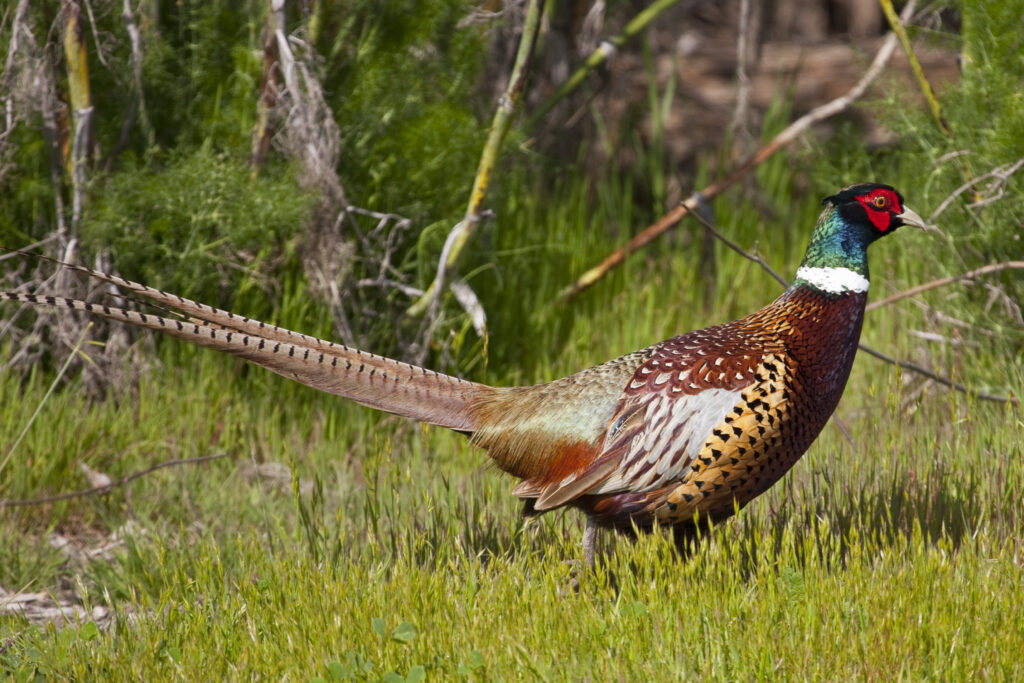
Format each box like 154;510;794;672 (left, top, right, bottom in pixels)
533;327;774;509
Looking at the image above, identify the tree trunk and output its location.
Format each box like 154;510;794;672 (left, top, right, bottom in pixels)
62;0;93;233
251;0;286;170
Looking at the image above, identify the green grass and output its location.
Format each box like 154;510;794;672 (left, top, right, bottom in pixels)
2;166;1022;679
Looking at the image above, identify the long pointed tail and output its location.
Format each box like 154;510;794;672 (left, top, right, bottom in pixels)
1;256;494;432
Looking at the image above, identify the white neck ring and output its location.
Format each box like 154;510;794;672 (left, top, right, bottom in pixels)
795;266;870;294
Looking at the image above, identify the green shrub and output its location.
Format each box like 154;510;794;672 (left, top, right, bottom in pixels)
80;149;314;312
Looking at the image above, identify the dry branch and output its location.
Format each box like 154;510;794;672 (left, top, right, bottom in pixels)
556;0;915;302
122;0;151;145
866;262;1024;312
251;1;284;170
728;0;756;147
856;345;1015;405
879;0;947;135
0;454;228;508
0;0;32;186
928;157;1024;223
690;197;788;288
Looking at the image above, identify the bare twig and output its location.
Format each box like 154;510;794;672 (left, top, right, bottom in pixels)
528;0;683;127
866;262;1024;312
251;8;344;204
81;0;111;68
689;197;788;287
688;205;1018;405
322;205;419;346
0;235;57;262
0;0;31;185
557;0;914;301
122;0;152;144
415;216;492;361
0;453;228;508
856;345;1015;405
407;0;544;318
354;279;424;299
928;157;1024;222
879;0;947;135
425;218;470;325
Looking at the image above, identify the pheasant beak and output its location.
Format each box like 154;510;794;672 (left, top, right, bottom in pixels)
896;206;931;231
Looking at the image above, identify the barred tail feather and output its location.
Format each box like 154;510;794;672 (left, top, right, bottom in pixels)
1;291;493;432
5;249;345;354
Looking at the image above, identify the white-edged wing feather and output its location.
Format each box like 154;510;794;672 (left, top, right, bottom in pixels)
590;386;746;495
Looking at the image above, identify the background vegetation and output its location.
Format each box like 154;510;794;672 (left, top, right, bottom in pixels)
1;0;1022;678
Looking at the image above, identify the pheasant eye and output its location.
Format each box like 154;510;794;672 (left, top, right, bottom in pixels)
871;195;887;208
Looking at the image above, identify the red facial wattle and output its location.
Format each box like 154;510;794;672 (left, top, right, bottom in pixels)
855;189;902;231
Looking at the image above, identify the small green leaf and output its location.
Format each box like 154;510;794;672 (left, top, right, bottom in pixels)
326;661;347;680
391;621;416;643
469;650;484;668
79;622;100;642
382;673;404;683
372;618;388;637
457;664;473;675
345;650;373;674
406;665;426;682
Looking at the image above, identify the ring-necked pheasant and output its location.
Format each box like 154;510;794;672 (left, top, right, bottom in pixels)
1;183;925;563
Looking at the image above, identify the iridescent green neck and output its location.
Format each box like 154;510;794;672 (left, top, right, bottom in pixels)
796;204;877;279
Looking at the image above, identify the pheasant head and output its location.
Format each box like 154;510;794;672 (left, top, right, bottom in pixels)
795;183;926;293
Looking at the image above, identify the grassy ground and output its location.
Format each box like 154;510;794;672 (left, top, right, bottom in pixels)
2;169;1022;679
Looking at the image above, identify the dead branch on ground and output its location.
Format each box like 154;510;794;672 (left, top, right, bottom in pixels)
0;454;228;508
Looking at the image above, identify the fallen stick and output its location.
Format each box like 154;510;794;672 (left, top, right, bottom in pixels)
0;453;229;508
